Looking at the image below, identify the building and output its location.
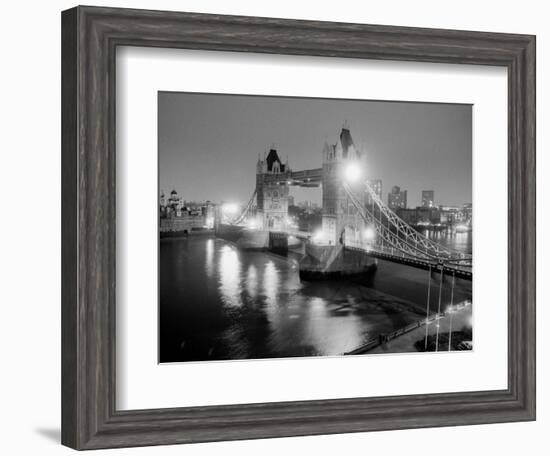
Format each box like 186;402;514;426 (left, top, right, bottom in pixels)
159;192;214;234
422;190;435;208
366;179;383;205
168;189;182;206
288;195;295;207
160;189;184;217
439;205;460;225
321;126;365;245
461;203;473;223
255;148;290;230
160;213;210;234
388;185;407;210
416;206;440;225
396;208;417;225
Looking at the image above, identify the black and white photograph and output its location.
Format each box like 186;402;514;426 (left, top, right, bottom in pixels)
0;0;540;453
158;92;473;363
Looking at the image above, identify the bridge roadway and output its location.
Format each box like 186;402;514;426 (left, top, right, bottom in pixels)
269;230;472;281
344;244;472;280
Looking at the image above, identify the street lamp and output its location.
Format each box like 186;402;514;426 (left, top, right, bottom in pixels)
343;162;361;183
312;229;325;244
221;202;238;215
363;226;376;242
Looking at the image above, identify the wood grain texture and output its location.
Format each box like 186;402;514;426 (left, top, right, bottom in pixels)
61;7;78;450
61;6;536;450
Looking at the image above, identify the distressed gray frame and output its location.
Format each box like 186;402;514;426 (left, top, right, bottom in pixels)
61;5;536;450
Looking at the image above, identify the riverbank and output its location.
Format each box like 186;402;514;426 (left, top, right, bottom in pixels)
349;302;472;355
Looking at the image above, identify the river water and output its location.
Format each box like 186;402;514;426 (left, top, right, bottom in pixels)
159;231;472;362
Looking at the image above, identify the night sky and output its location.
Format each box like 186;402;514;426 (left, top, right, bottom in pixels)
158;92;471;208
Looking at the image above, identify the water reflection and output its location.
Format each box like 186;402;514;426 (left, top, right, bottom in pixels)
205;238;214;278
422;229;472;254
218;245;242;308
159;235;472;362
246;265;258;298
263;261;279;303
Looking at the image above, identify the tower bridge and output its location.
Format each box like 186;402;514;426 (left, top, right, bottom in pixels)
217;126;472;281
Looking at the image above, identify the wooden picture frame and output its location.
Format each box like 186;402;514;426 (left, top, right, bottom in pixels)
61;5;536;450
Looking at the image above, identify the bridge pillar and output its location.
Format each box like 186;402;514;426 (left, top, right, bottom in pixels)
256;148;290;231
268;231;289;253
321;127;366;245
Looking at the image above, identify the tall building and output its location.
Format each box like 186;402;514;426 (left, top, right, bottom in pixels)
422;190;435;208
321;126;364;245
256;148;290;230
388;185;407;210
366;179;383;204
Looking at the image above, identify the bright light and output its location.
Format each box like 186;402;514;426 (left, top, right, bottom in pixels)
247;220;257;229
363;226;376;241
312;230;325;244
343;162;361;182
221;203;238;214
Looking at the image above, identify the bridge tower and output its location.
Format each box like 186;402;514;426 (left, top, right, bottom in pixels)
255;148;290;231
321;126;366;245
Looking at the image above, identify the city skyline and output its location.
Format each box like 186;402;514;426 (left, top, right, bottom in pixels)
159;92;472;208
159;187;470;210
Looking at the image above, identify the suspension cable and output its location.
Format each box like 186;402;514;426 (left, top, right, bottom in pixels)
363;181;471;262
448;273;456;351
344;183;440;260
343;182;471;266
231;189;257;225
424;264;432;351
435;264;445;352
